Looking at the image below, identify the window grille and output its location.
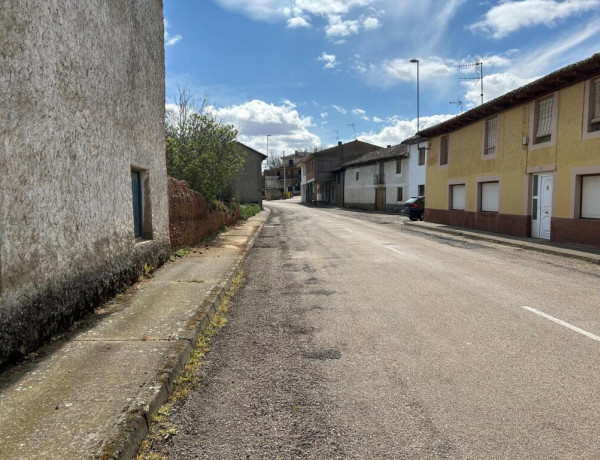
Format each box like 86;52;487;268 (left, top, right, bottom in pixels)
484;117;497;155
536;98;553;141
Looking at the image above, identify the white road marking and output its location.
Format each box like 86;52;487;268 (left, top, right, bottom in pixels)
382;245;405;255
521;306;600;343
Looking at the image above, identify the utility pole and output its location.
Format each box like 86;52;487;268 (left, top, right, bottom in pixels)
410;58;420;149
283;150;286;199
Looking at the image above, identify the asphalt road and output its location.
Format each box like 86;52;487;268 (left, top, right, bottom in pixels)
165;199;600;459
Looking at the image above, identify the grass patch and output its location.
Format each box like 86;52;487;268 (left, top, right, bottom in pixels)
136;271;244;460
240;203;262;220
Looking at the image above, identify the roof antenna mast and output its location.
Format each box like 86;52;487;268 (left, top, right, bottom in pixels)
331;130;339;141
449;100;463;113
459;60;483;105
347;123;356;140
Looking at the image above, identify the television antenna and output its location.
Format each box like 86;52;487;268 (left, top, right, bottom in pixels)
449;100;463;113
347;123;356;140
459;60;483;105
331;130;339;141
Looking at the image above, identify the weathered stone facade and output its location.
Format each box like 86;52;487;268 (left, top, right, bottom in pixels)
0;1;170;366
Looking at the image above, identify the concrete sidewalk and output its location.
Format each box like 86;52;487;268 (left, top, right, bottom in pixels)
0;210;270;460
404;220;600;264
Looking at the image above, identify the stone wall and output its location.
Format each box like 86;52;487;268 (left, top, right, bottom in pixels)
0;1;170;367
169;177;240;250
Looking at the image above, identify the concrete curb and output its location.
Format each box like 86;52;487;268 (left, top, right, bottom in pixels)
403;221;600;265
97;209;272;460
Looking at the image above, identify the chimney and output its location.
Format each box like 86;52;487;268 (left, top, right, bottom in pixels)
387;145;391;148
338;141;342;146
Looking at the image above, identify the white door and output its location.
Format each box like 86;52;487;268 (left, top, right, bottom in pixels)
532;174;553;239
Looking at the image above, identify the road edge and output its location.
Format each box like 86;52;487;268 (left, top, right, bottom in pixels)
97;208;271;460
403;221;600;265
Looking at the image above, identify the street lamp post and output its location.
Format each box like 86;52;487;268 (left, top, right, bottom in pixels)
266;134;271;160
410;59;420;139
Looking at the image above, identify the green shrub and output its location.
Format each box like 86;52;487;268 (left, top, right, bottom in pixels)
240;204;262;220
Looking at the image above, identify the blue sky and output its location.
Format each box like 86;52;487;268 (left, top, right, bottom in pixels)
163;0;600;157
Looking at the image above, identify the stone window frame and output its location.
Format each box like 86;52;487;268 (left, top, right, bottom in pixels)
448;181;467;211
439;135;449;167
582;76;600;140
529;92;558;151
482;116;498;159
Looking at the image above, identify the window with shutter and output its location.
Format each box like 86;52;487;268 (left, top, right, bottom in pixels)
484;117;497;156
418;147;426;166
590;78;600;133
451;184;466;210
535;97;553;143
480;181;499;212
581;175;600;219
440;135;449;165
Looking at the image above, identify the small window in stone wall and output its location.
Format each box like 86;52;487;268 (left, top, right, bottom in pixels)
418;184;425;196
355;171;359;181
397;187;403;202
396;160;402;174
131;168;153;240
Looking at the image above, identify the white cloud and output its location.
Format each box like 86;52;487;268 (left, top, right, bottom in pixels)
471;0;600;38
382;57;456;82
287;16;311;28
352;108;367;115
320;112;329;118
164;19;182;46
332;104;347;114
209;99;321;153
363;17;381;30
318;52;338;69
462;72;533;107
325;15;361;37
360;114;455;146
372;116;383;123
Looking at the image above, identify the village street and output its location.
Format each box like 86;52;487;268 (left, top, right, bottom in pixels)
162;199;600;459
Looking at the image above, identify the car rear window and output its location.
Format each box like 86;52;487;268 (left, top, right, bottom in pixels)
405;198;418;204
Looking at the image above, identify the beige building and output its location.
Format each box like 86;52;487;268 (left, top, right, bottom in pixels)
420;53;600;249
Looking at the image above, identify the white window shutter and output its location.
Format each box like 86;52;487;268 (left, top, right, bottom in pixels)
582;175;600;219
452;184;466;210
481;182;499;212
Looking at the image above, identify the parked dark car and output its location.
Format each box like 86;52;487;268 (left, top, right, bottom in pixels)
402;196;424;221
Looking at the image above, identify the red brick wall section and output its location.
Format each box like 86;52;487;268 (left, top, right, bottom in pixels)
551;217;600;249
425;209;530;237
168;177;240;250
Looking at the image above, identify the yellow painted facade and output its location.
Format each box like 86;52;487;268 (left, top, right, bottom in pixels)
426;78;600;220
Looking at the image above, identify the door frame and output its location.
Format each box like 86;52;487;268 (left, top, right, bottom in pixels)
531;173;554;239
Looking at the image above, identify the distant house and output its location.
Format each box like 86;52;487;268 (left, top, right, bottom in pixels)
400;135;428;199
419;52;600;248
263;151;307;199
341;144;409;212
232;142;267;205
0;3;170;366
300;140;383;206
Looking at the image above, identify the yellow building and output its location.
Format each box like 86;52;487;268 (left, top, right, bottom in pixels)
419;53;600;248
